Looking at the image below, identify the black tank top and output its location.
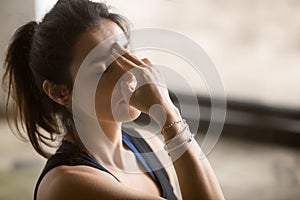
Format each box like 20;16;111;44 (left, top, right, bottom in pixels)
34;128;178;200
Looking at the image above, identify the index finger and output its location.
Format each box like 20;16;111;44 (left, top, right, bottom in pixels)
111;50;140;71
112;42;147;67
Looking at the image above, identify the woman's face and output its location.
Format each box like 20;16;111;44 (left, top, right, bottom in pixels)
70;20;141;123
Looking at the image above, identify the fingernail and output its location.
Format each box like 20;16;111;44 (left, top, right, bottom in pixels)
112;42;121;50
129;81;137;91
113;41;126;54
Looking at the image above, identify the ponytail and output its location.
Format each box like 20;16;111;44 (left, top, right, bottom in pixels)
2;0;131;158
3;21;60;158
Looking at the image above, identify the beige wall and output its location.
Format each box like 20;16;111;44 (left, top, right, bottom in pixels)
0;0;35;111
1;0;299;109
106;0;300;109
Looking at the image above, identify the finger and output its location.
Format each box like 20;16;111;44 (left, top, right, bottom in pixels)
113;42;146;67
112;51;139;71
110;58;123;70
120;81;134;104
141;58;151;65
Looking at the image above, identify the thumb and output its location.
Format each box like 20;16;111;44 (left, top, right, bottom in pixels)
120;81;136;103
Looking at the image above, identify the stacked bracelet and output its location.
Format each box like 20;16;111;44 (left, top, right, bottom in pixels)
166;134;194;154
162;119;194;156
164;124;189;149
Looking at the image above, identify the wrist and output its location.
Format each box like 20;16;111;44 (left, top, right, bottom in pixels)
149;104;181;127
161;120;183;141
163;106;182;127
159;106;183;141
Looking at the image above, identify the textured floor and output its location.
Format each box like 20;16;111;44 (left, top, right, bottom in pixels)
0;120;299;200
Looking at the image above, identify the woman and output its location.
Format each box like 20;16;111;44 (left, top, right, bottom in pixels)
3;0;225;199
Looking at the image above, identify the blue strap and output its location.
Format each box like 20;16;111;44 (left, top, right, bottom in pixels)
122;134;159;184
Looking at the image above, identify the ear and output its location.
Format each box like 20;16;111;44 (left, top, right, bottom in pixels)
42;80;70;106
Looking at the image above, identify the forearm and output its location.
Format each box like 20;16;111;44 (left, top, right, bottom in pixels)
171;140;225;200
158;108;225;200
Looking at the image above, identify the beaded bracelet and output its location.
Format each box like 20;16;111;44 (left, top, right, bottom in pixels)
161;119;186;135
166;134;195;156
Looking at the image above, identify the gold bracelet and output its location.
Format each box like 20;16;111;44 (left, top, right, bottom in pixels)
161;119;186;135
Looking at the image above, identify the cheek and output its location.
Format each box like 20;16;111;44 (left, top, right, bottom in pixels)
94;67;125;119
96;65;120;98
94;70;141;122
94;76;115;118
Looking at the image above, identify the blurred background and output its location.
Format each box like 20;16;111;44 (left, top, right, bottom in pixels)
0;0;300;199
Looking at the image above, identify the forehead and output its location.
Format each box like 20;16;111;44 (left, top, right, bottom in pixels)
71;20;125;76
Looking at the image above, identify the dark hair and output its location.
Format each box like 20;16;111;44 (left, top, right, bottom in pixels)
2;0;130;158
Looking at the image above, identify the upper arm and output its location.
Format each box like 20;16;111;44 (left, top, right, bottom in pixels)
37;165;165;200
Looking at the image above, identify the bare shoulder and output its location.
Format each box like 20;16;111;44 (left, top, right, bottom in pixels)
37;165;164;200
37;165;119;200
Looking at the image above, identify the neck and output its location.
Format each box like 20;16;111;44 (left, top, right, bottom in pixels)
65;118;129;152
92;119;140;171
66;106;140;171
98;120;127;150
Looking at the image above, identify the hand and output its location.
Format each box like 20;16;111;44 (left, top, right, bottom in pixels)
111;42;180;126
